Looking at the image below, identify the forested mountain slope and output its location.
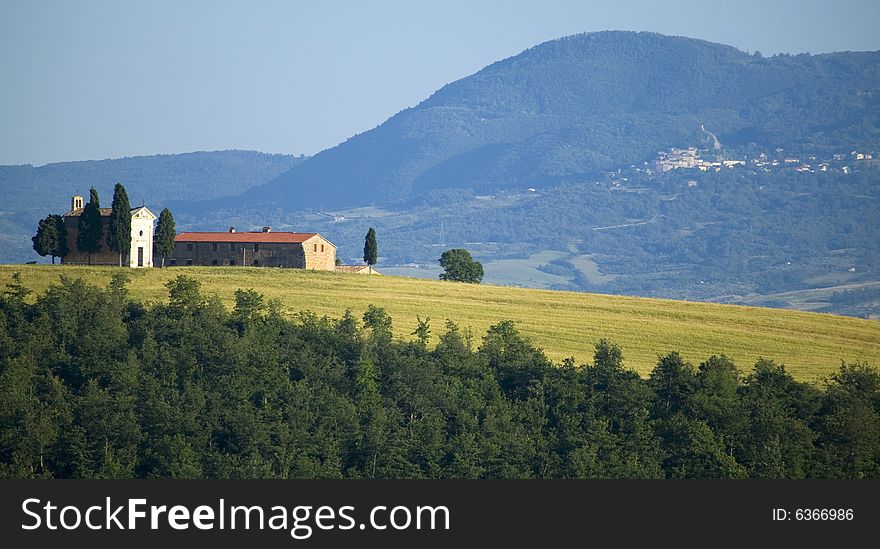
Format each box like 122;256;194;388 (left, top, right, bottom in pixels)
214;31;880;211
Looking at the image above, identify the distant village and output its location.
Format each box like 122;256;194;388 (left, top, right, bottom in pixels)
647;147;877;176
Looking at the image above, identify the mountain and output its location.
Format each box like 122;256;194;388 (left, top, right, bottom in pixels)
205;31;880;211
0;150;305;263
5;32;879;317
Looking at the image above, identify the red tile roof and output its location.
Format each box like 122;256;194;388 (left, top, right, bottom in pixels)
175;231;319;243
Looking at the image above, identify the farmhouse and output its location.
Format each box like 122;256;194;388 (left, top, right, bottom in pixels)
170;227;336;269
62;195;156;267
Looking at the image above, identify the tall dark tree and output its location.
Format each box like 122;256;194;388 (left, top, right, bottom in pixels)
32;216;57;263
812;362;880;478
582;340;664;478
648;351;696;420
736;358;818;479
32;215;67;264
154;208;176;268
439;248;484;283
363;227;378;273
107;183;132;267
691;355;746;455
76;188;104;264
53;215;69;260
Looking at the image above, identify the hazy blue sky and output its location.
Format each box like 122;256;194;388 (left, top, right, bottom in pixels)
2;0;878;166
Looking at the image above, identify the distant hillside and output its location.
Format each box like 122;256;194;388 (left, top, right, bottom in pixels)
207;31;880;211
0;150;305;263
173;32;880;316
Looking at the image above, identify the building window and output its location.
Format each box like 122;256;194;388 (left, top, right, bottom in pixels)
230;243;236;251
212;259;218;266
321;244;324;252
169;259;177;266
186;259;193;266
314;243;318;252
187;243;193;251
252;260;260;266
139;230;143;237
230;259;236;266
254;243;259;252
212;243;218;251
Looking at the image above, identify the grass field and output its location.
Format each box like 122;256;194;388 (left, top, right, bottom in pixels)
2;264;879;382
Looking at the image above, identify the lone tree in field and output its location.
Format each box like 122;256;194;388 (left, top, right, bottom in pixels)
32;214;68;264
363;227;378;273
154;208;176;268
76;188;104;264
107;183;132;266
439;248;484;284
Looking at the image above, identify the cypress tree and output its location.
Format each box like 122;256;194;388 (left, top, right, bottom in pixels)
52;214;69;260
363;227;377;273
107;183;132;267
32;216;59;263
154;208;176;268
76;188;103;264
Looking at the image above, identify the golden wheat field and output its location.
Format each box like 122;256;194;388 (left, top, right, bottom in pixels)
2;264;878;382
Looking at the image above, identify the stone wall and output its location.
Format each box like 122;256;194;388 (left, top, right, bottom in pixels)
302;236;336;270
168;237;336;270
168;241;307;268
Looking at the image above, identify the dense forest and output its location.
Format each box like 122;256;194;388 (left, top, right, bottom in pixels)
1;274;878;479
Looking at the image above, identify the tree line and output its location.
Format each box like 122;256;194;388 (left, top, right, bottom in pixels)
1;274;878;479
32;183;177;265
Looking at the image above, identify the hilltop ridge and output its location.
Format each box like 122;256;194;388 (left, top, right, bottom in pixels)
213;31;880;210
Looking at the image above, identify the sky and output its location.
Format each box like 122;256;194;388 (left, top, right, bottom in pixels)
1;0;879;166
